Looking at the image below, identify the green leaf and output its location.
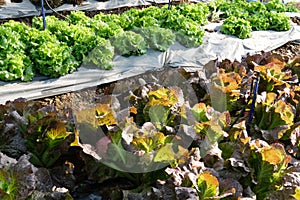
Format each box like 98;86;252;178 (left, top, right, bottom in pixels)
148;105;169;129
154;143;175;163
192;103;210;122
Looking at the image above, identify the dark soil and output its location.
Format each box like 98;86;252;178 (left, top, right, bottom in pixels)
271;42;300;61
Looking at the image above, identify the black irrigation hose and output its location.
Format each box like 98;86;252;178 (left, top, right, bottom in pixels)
43;0;70;20
246;71;260;133
227;71;260;133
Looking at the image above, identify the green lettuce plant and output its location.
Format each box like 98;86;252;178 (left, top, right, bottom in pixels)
111;31;147;56
134;26;175;52
176;3;209;25
70;11;123;39
83;38;114;69
246;1;267;14
266;0;286;12
267;12;291;31
26;27;80;77
133;15;160;28
32;15;101;61
30;40;79;77
216;0;249;18
0;24;34;81
247;13;270;31
221;16;252;39
120;8;142;30
175;18;205;47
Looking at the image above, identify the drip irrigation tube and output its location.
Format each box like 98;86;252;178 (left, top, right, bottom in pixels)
246;71;260;133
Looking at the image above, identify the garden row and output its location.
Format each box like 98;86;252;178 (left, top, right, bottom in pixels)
0;0;298;82
1;51;300;199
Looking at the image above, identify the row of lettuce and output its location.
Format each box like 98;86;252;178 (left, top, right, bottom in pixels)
0;52;300;199
217;0;298;38
0;0;298;82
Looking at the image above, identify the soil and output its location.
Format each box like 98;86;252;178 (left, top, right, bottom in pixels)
272;42;300;61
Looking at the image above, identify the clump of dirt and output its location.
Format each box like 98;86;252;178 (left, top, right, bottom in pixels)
272;42;300;61
291;16;300;25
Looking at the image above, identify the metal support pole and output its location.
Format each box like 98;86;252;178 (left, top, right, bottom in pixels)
168;0;171;9
40;0;46;30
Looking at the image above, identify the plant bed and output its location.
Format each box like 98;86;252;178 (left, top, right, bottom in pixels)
1;46;300;199
0;0;299;83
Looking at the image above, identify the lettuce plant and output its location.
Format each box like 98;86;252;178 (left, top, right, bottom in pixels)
246;1;267;14
83;38;114;69
267;12;291;31
69;12;123;39
142;87;180;130
134;26;175;52
175;19;205;47
75;103;118;127
26;112;74;167
176;3;209;25
216;0;249;18
210;70;242;112
221;16;252;39
26;27;80;77
120;8;142;30
133;15;160;28
254;61;293;92
250;143;291;199
255;92;294;131
289;57;300;82
32;15;101;61
0;24;34;81
30;40;79;77
265;0;286;12
111;31;147;56
247;13;269;31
